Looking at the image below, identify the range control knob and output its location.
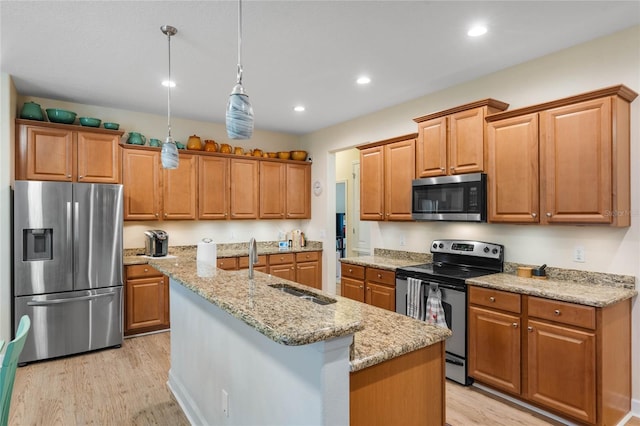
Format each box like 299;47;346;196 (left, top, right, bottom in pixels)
492;248;499;254
483;247;490;253
432;243;437;250
438;243;444;249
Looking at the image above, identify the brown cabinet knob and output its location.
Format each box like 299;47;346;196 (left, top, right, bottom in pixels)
450;167;455;171
78;175;84;180
531;213;537;218
67;174;72;178
377;274;382;279
349;268;353;273
546;212;552;217
554;309;561;316
528;326;534;332
155;213;159;217
359;285;363;289
144;268;149;272
512;323;518;328
489;296;496;302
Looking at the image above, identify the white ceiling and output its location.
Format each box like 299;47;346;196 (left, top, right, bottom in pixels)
1;1;639;135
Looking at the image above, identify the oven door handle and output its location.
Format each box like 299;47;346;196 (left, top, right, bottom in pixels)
423;281;464;292
445;356;464;366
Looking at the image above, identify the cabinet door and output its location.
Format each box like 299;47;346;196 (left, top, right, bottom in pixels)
416;117;447;178
198;156;230;219
230;158;259;219
487;114;539;223
122;149;161;220
540;97;612;224
384;139;415;221
76;131;120;183
163;153;197;220
341;276;365;303
259;161;286;219
296;261;320;289
468;306;521;395
449;107;485;175
217;257;239;270
286;163;311;219
365;282;395;311
125;276;169;334
527;319;596;423
23;126;74;181
269;263;296;281
360;146;385;220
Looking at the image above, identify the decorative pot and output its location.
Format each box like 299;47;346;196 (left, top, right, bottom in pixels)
204;140;218;152
20;102;44;121
127;132;146;145
187;134;203;150
219;143;232;154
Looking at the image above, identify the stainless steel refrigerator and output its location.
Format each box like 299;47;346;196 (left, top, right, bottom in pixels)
12;180;124;363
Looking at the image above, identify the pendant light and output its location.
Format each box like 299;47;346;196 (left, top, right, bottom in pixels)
226;0;254;139
161;25;179;169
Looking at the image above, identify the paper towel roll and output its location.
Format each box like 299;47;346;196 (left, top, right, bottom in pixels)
197;238;217;277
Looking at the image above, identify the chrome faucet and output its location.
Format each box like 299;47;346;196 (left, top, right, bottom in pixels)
248;237;258;279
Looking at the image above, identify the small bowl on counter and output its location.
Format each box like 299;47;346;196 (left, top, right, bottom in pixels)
79;117;101;127
46;108;77;124
290;150;308;161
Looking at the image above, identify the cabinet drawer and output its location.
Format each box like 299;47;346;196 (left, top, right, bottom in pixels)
366;267;395;286
269;253;295;265
341;263;365;280
296;251;320;263
217;257;238;270
238;255;267;268
528;297;595;330
126;264;162;279
469;286;521;314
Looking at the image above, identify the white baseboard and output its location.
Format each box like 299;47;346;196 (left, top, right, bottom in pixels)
167;369;206;426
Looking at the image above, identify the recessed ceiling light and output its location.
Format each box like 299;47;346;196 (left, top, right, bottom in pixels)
467;25;488;37
356;76;371;85
294;105;305;112
162;80;176;88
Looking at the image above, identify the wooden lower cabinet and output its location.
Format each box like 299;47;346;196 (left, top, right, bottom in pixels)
341;263;395;312
350;342;445;426
216;257;239;271
295;251;321;289
468;286;631;425
238;255;268;273
124;265;170;336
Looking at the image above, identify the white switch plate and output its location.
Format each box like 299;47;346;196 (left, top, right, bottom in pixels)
400;234;406;246
573;246;585;262
320;229;326;238
221;389;229;417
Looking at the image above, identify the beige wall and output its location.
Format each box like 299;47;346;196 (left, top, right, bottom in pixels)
304;25;640;407
1;73;17;342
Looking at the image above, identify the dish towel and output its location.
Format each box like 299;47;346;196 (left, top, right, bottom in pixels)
426;283;448;328
407;277;424;320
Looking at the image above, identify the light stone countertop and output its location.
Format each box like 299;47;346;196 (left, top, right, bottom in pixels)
340;248;431;271
467;273;637;307
146;250;451;372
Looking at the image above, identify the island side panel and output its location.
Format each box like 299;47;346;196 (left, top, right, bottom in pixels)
167;279;352;426
349;342;445;426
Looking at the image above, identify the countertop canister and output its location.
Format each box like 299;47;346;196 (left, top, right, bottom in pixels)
196;238;217;277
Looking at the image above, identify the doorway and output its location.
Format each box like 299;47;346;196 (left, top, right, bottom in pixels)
336;180;347;281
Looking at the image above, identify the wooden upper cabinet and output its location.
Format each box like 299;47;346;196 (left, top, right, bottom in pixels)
286;163;311;219
198;156;230;220
15;120;123;183
384;138;415;221
415;116;447;178
259;161;286;219
487;113;539;223
230;158;259;219
359;145;385;220
76;131;120;183
163;153;198;220
122;148;161;220
359;135;416;221
414;100;509;178
540;97;612;225
486;85;637;226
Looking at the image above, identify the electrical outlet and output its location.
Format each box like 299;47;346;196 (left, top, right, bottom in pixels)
320;229;326;238
221;389;229;417
400;234;406;246
573;246;585;263
230;231;236;240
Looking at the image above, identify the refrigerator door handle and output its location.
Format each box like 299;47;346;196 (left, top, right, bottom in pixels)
67;201;73;272
26;292;116;306
74;201;80;276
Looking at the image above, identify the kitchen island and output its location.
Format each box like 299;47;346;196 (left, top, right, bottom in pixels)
148;254;450;426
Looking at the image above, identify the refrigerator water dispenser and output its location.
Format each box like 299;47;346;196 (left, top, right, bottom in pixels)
23;228;53;261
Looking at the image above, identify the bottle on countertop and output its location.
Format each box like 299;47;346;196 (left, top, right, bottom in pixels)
300;232;306;247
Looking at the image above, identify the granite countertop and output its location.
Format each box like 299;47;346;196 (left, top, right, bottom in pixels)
147;250;450;372
340;248;431;271
123;241;323;266
467;273;637;307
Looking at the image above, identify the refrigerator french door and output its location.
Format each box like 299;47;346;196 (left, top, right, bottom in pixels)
13;180;124;363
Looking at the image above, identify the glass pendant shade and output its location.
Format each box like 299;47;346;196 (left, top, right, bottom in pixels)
161;136;179;169
226;83;254;139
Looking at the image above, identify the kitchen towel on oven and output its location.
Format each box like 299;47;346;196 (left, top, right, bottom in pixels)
426;284;448;328
407;277;424;320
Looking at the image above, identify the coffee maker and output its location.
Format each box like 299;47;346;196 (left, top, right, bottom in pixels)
144;230;169;257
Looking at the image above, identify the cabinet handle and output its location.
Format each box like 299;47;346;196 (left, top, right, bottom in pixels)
224;213;227;217
78;175;84;180
291;266;294;270
164;213;167;217
359;285;363;289
281;213;284;217
155;213;159;218
378;212;383;216
440;167;445;172
546;212;552;217
450;167;455;171
144;268;149;272
349;268;353;273
531;213;537;218
377;274;382;279
67;174;72;178
489;296;496;302
554;309;561;316
512;323;518;328
528;326;534;332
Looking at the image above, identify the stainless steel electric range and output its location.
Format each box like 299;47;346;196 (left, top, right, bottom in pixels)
395;239;504;385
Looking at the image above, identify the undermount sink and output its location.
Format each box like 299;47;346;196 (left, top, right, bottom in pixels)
269;284;336;305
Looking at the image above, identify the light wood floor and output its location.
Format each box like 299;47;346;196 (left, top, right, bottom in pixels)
8;331;640;425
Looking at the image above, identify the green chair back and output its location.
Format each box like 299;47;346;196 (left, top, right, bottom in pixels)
0;315;31;426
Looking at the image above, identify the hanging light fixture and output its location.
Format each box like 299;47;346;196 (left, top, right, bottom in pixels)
161;25;179;169
226;0;254;139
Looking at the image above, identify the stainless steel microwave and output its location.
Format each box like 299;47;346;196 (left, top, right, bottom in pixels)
412;173;486;222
